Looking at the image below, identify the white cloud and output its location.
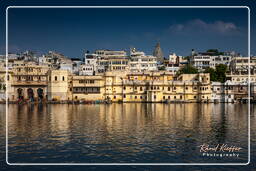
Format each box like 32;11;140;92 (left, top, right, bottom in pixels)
169;19;238;34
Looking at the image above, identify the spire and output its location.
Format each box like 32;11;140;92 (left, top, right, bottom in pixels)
153;42;164;63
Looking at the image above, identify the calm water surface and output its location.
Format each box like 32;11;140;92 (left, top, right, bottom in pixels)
0;103;255;170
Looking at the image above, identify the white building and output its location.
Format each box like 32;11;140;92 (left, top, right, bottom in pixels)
96;49;129;72
229;56;256;74
60;63;73;73
211;81;235;103
95;49;127;58
79;53;98;75
129;48;157;72
190;55;212;71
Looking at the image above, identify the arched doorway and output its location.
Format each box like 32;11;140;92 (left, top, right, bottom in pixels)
27;88;34;102
17;88;24;100
37;88;44;102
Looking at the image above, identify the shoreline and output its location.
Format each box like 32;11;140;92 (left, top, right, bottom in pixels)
0;100;253;104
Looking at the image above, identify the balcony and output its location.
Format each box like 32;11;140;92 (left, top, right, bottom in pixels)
11;81;48;86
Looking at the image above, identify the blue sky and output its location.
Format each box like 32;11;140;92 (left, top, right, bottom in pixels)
0;1;254;59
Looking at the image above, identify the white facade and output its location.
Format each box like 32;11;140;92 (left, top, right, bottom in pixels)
165;64;179;75
95;49;127;58
129;48;157;72
60;63;73;73
211;81;235;103
168;53;179;64
191;55;212;71
79;64;94;75
191;55;233;71
229;56;256;74
79;53;100;75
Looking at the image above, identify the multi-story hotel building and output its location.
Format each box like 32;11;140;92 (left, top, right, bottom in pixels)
71;75;105;101
9;64;49;102
129;48;157;72
190;50;234;71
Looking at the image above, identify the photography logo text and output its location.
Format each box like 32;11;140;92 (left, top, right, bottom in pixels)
199;144;242;158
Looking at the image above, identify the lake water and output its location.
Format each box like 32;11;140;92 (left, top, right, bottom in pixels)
0;103;255;170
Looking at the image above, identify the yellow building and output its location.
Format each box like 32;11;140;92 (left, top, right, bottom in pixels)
100;71;211;103
70;75;105;101
47;70;71;101
9;64;49;102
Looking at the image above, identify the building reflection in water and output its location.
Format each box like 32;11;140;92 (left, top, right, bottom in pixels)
6;103;248;163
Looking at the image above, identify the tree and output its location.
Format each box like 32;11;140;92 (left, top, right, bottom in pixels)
176;64;198;76
204;67;217;81
204;64;227;83
158;65;166;71
206;49;224;56
215;64;227;83
207;49;219;53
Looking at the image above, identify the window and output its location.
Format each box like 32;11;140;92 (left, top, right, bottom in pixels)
168;87;171;91
180;95;182;99
114;96;116;99
186;87;188;90
63;76;65;81
123;94;126;98
194;96;197;99
173;87;176;90
135;96;137;99
140;96;142;99
168;96;170;99
163;96;165;99
140;87;143;91
154;95;156;99
123;86;126;90
174;96;176;99
55;76;57;81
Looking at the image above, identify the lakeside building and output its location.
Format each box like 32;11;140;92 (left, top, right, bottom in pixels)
129;48;158;72
1;48;256;103
164;53;187;75
8;64;49;102
95;50;130;72
64;71;212;103
47;70;71;101
229;56;256;75
71;75;105;101
79;53;98;75
0;67;6;101
190;49;236;71
211;81;250;103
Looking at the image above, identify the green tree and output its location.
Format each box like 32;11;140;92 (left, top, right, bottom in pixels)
176;64;198;76
207;49;219;53
215;64;227;83
204;67;217;81
158;65;166;71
